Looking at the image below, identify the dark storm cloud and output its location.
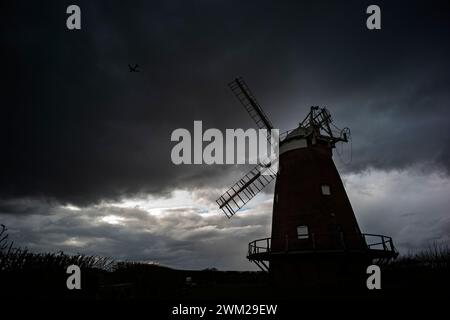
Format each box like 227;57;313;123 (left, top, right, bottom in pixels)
0;201;273;270
2;0;450;207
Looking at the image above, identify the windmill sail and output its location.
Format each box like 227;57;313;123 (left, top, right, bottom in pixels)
216;161;277;218
229;77;274;131
216;77;278;218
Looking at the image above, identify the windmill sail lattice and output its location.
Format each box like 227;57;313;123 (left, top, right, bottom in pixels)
228;77;274;131
216;77;278;218
216;162;277;218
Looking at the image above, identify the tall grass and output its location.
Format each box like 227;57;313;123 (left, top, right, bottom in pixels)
0;225;115;272
389;242;450;269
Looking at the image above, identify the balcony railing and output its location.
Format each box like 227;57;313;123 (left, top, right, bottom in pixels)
363;233;397;253
247;233;397;258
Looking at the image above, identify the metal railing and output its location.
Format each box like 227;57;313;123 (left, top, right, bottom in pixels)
248;233;397;258
279;129;296;142
363;233;397;253
247;237;272;256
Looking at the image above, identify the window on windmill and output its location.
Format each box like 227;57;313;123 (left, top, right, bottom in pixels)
321;184;331;195
275;193;279;203
297;225;309;239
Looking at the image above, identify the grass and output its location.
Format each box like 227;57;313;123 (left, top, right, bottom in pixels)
387;242;449;269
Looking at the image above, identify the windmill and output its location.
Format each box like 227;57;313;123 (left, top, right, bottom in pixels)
216;77;398;288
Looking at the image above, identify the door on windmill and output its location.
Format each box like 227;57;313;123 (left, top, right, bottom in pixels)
328;224;344;249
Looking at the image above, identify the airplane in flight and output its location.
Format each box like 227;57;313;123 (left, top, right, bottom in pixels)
128;64;140;72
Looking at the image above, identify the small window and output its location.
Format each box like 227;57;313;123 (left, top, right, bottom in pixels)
297;225;309;239
321;184;331;195
275;193;279;203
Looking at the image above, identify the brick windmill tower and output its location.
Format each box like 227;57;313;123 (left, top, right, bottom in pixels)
216;77;398;288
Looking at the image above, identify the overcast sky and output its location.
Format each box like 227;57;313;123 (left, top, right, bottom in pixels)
1;0;449;270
